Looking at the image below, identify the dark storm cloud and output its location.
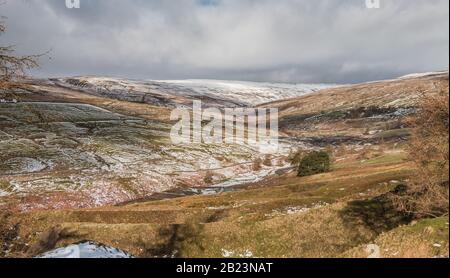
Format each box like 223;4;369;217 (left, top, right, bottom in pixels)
1;0;448;83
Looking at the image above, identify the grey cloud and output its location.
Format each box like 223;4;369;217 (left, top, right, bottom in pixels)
0;0;448;83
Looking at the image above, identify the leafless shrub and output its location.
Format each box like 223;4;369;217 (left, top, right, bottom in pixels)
0;16;44;92
252;157;262;171
203;171;215;185
27;226;77;257
287;149;305;166
0;213;18;257
263;155;273;167
391;89;449;217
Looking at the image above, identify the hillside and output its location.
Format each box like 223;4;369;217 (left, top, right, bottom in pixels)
1;77;337;211
51;77;335;108
0;104;279;212
269;71;449;140
0;72;449;258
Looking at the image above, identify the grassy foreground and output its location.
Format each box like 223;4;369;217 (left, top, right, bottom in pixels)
2;152;447;258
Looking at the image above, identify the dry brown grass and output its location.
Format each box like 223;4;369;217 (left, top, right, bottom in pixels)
344;216;449;258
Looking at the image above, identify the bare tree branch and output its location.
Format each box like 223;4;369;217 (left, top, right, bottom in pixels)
0;13;47;91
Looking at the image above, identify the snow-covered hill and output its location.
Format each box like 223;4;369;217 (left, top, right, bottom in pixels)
152;79;337;106
52;77;337;108
398;71;448;80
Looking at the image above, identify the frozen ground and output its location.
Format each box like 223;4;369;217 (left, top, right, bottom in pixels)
0;100;295;210
36;241;133;258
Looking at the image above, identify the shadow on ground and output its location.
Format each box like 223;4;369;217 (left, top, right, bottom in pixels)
138;210;227;258
339;192;412;240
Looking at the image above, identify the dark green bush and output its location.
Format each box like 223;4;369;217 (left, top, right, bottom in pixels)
297;151;331;177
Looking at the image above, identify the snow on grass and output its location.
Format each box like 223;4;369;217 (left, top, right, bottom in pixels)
211;165;287;188
265;202;330;218
2;157;47;175
56;76;338;107
221;248;254;258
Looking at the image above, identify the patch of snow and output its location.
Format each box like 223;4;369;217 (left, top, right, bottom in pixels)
0;189;8;197
211;164;290;188
221;249;235;258
239;250;254;258
207;205;230;210
221;249;254;258
36;241;133;258
266;202;329;217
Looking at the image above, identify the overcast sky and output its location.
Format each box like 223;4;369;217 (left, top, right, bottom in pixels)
1;0;448;83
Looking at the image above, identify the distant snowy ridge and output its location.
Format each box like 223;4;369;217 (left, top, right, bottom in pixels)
152;79;337;106
398;71;448;80
53;77;338;107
